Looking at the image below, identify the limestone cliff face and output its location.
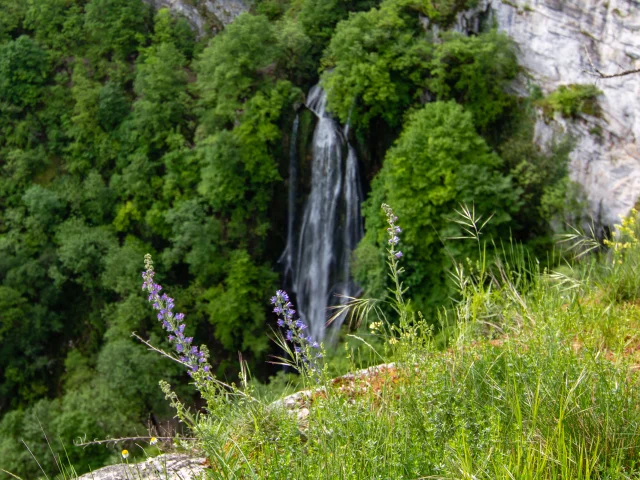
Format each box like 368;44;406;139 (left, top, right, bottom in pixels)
145;0;247;35
488;0;640;225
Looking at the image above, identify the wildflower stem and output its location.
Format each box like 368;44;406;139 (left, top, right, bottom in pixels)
74;436;196;448
131;332;186;366
382;204;406;324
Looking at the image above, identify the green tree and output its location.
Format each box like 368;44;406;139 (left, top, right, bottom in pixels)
427;30;519;131
132;42;190;151
0;0;27;42
84;0;151;62
322;1;431;127
354;101;520;313
23;0;85;56
196;13;284;132
0;35;49;111
297;0;380;59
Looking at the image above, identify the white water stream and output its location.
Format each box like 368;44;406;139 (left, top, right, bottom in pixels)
281;84;363;343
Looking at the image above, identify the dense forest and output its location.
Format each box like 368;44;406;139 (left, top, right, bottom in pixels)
0;0;585;475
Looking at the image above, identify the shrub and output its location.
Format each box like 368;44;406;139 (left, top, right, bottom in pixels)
539;83;602;119
354;101;519;314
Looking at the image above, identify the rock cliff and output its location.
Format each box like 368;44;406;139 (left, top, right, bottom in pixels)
145;0;247;35
77;454;206;480
489;0;640;225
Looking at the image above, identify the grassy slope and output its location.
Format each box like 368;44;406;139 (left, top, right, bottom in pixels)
14;214;640;479
190;217;640;480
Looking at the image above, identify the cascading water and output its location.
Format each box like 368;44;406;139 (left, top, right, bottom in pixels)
281;114;299;285
282;84;363;343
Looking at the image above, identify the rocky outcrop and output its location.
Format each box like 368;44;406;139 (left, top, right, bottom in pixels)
489;0;640;225
144;0;247;35
77;454;207;480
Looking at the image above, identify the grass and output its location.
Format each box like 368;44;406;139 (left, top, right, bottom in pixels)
8;206;640;479
178;207;640;479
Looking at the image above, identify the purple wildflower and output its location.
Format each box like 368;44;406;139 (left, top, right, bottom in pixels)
382;204;403;261
141;254;212;383
271;289;321;376
276;290;289;302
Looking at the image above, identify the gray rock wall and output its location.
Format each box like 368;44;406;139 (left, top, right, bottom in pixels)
77;454;206;480
145;0;247;35
489;0;640;225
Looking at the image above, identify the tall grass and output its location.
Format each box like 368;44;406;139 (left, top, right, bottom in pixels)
7;205;640;479
181;205;640;479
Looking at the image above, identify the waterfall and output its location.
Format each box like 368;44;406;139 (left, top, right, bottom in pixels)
281;114;299;284
283;84;363;343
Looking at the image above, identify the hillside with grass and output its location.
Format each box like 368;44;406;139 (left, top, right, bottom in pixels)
143;205;640;479
7;205;640;479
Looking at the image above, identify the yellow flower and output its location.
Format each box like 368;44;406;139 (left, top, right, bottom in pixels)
389;338;398;345
121;449;129;459
150;437;158;445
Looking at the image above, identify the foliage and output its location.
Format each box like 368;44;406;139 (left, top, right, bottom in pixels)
296;0;380;59
322;1;517;131
83;0;152;62
354;101;519;313
497;102;584;247
0;1;294;475
539;83;602;119
195;13;285;132
0;35;50;111
601;209;640;302
427;30;519;130
148;205;640;480
321;1;432;127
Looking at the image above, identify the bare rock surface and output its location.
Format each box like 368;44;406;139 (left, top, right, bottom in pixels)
489;0;640;225
77;454;207;480
427;0;640;225
144;0;247;35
